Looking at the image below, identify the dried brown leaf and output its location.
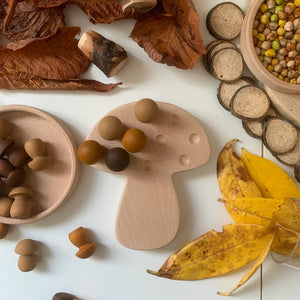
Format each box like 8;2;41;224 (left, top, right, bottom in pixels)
0;72;122;92
24;0;67;7
0;26;90;80
68;0;128;24
130;0;206;69
2;1;65;42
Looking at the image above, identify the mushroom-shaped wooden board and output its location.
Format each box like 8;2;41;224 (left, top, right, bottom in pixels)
87;101;211;250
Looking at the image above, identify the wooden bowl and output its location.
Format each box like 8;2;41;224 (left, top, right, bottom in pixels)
241;0;300;94
0;105;79;224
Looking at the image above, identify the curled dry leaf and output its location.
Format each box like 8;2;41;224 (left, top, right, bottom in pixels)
23;0;68;7
218;197;283;227
217;139;262;200
149;140;300;295
130;0;206;69
0;26;90;80
1;1;65;42
147;223;275;280
241;148;300;200
0;73;122;91
68;0;128;24
272;223;300;258
218;232;275;296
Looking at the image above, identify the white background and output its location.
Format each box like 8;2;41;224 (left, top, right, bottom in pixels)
0;1;299;299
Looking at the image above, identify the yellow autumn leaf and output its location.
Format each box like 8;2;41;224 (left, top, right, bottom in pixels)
147;224;275;280
272;223;300;258
241;148;300;200
218;232;275;296
219;197;284;226
272;198;300;233
217;140;262;200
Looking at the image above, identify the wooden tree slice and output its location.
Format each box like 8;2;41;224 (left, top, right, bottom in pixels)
231;85;270;120
217;77;254;111
0;105;79;225
276;132;300;166
87;101;211;250
206;2;244;40
263;117;298;155
211;48;244;82
207;41;237;74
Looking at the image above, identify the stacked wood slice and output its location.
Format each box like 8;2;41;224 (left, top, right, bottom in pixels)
205;2;300;182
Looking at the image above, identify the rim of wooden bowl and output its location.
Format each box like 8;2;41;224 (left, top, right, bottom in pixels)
241;0;300;94
0;104;79;224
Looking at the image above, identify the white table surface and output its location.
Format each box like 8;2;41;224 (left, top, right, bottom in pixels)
0;1;299;299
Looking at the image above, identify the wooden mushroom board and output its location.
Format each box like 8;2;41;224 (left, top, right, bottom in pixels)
87;101;211;250
0;105;79;224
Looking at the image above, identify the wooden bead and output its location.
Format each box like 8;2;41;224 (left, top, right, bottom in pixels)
122;128;147;153
77;140;104;165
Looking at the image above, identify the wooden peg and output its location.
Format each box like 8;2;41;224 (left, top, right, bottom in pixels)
78;30;127;78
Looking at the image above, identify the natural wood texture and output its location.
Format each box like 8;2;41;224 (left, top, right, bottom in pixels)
0;105;79;224
87;102;211;250
78;30;127;78
118;0;157;14
264;86;300;130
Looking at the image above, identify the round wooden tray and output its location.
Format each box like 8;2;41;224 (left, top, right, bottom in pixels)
0;105;79;224
241;0;300;94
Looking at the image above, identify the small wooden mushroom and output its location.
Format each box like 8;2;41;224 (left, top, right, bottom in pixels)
118;0;157;14
25;138;52;170
78;30;127;78
87;101;211;250
9;186;34;219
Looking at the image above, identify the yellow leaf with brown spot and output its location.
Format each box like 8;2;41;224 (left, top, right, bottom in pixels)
272;198;300;233
272;223;300;258
241;148;300;200
218;232;275;296
147;224;275;280
219;197;284;226
217;140;262;200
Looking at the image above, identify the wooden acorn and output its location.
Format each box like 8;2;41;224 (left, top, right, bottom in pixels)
25;138;52;170
9;186;34;219
69;227;96;259
15;239;39;272
78;30;127;78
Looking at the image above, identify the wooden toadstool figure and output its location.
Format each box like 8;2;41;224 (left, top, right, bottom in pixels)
86;100;211;250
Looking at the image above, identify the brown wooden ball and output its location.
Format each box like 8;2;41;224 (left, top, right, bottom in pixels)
105;147;130;172
134;98;158;123
98;116;124;140
122;128;147;153
77;140;104;165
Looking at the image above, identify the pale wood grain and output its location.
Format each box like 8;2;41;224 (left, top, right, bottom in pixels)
0;105;79;225
87;101;211;250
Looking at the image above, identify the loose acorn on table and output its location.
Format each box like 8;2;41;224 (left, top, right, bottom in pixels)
15;239;39;272
69;226;96;259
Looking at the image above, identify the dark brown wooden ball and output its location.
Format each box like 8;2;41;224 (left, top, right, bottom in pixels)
77;140;104;165
105;147;130;172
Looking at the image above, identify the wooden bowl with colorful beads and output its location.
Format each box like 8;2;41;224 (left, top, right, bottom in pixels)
241;0;300;94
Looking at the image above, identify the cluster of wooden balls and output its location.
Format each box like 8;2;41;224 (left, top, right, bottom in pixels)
78;98;158;172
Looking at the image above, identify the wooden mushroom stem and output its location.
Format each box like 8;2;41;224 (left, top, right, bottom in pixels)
78;30;127;78
118;0;157;14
